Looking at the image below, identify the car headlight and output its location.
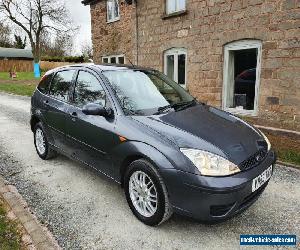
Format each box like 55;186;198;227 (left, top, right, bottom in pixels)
180;149;240;176
259;130;271;151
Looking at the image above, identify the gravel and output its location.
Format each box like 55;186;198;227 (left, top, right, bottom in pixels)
0;92;299;249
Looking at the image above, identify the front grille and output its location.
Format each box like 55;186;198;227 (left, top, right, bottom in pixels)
239;149;267;170
210;203;235;217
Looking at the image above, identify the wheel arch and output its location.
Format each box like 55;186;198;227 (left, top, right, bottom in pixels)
30;115;40;132
120;154;144;187
116;141;175;187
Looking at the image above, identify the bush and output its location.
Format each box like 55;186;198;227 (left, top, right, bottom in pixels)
41;56;63;62
41;56;85;63
64;56;84;63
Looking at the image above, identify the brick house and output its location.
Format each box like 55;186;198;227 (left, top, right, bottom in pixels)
82;0;300;131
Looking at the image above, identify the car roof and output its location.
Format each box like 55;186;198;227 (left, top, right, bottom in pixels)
48;63;155;74
92;64;153;72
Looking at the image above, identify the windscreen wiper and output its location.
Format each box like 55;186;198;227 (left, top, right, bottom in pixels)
176;99;198;111
124;108;142;116
154;99;197;115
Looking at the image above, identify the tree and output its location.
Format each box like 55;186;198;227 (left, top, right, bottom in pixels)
0;23;13;48
40;32;73;58
81;42;93;61
14;34;26;49
0;0;75;63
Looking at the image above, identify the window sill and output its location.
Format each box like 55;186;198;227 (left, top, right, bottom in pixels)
107;18;120;24
161;10;188;20
224;108;257;117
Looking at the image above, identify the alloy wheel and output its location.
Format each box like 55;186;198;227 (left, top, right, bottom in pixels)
129;171;158;217
35;128;46;155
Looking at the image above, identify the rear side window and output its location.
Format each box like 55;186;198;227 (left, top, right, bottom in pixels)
37;73;53;94
49;70;75;102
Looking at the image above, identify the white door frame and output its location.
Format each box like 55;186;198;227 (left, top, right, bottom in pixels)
222;40;262;116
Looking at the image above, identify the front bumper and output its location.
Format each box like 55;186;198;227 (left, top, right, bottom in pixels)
160;150;276;222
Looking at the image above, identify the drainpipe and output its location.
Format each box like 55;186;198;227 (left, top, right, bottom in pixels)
134;0;139;65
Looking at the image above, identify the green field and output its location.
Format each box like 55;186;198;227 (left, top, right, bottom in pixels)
277;150;300;166
0;72;40;81
0;201;21;250
0;72;38;96
0;83;36;96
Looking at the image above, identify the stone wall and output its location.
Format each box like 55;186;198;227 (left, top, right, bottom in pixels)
90;0;300;130
90;0;136;64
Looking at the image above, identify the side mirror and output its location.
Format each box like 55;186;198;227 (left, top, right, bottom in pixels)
82;103;113;117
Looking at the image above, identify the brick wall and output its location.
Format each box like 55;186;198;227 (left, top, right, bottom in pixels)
90;0;136;64
90;0;300;131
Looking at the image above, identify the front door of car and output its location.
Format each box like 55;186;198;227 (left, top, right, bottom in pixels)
65;70;118;177
43;69;76;151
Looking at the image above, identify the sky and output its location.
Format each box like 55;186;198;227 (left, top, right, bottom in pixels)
0;0;92;55
65;0;92;55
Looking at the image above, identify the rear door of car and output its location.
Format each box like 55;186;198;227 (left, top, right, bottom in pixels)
44;69;77;151
65;69;118;177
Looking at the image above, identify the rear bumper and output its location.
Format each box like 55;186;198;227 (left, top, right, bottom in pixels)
160;150;276;222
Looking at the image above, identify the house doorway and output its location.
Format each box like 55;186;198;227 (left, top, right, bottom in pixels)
222;40;262;115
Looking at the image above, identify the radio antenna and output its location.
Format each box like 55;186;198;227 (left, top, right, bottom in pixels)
127;58;135;67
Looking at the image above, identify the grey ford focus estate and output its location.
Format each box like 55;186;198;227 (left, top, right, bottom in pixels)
30;64;276;226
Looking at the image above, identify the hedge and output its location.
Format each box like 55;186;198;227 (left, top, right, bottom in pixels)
41;56;85;63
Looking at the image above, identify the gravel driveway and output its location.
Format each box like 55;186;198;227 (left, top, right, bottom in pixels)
0;92;299;249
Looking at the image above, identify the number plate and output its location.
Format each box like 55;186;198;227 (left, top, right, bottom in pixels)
252;166;273;192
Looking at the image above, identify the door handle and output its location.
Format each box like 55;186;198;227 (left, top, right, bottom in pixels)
70;112;78;117
70;112;78;121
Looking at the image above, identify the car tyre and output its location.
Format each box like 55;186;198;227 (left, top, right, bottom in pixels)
34;122;57;160
124;159;173;226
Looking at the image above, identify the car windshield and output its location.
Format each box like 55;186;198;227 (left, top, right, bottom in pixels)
103;69;195;115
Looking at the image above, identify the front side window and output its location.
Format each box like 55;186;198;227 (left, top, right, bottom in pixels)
107;0;120;22
103;70;194;115
49;70;75;102
166;0;186;14
164;48;187;86
102;55;125;64
74;71;106;108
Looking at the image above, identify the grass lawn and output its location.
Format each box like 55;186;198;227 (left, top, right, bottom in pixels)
0;83;36;96
0;72;40;81
0;199;21;250
0;72;39;96
264;131;300;166
277;150;300;166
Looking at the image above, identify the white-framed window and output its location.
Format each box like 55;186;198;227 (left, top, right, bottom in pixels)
107;0;120;23
164;48;187;87
102;55;125;64
222;40;262;116
166;0;186;14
